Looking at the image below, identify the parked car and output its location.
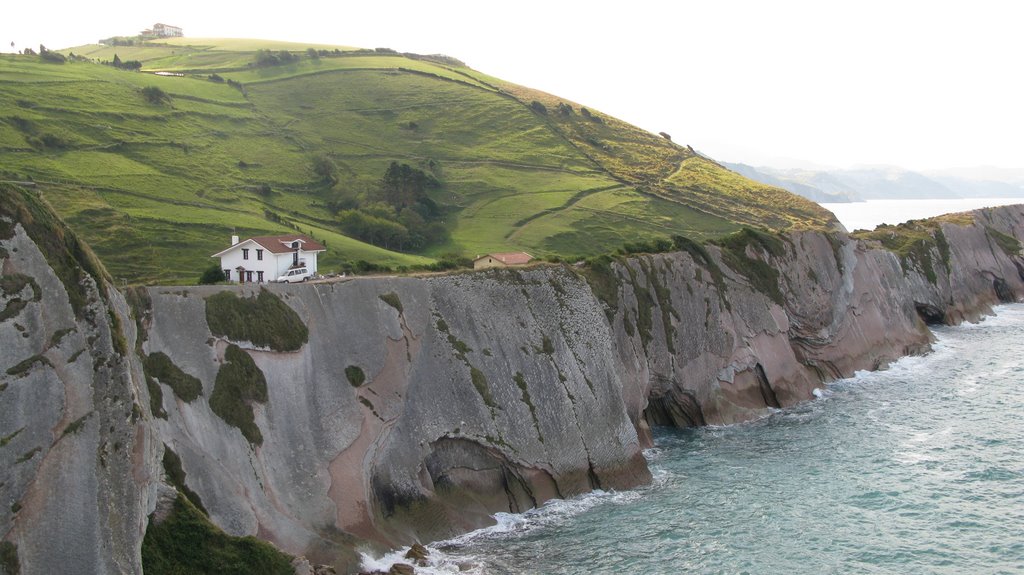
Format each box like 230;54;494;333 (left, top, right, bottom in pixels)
276;267;312;283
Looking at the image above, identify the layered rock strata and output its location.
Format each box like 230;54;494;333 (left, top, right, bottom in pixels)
2;185;1023;573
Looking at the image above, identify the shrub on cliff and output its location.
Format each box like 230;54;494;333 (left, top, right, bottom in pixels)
0;183;110;319
141;491;292;575
205;289;308;352
712;228;786;305
210;344;268;445
143;352;203;402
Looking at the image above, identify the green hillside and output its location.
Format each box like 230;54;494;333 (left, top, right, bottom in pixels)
0;39;835;283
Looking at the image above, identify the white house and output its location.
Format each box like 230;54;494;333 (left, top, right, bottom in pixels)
211;234;326;284
148;23;183;38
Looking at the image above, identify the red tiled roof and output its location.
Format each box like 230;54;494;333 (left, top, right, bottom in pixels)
212;234;327;257
248;235;326;254
475;252;534;265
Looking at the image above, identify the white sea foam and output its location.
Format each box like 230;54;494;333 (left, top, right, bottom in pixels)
359;487;645;574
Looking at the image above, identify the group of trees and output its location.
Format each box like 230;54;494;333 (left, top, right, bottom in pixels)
37;45;66;63
327;161;448;252
109;54;143;71
254;49;298;67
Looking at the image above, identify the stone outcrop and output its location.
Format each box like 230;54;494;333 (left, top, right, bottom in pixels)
2;182;1024;574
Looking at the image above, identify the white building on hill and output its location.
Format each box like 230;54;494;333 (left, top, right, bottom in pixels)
142;23;183;38
212;234;325;284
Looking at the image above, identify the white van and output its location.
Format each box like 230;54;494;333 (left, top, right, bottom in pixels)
276;268;312;283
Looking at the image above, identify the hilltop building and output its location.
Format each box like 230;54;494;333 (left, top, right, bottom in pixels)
473;252;534;270
212;234;325;283
142;23;183;38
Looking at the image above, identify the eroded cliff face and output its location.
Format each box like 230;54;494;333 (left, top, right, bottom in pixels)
2;189;1024;574
139;270;649;566
611;207;1024;439
0;193;157;575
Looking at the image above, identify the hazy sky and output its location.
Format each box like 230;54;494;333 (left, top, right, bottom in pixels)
5;0;1022;171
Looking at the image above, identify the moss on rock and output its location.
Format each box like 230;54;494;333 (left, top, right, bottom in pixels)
210;344;268;446
205;289;308;352
345;365;366;387
144;352;203;402
0;183;110;319
141;492;292;575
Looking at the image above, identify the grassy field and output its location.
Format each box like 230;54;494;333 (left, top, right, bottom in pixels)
1;40;835;283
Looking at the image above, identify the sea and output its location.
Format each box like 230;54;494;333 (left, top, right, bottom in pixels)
820;197;1024;233
361;200;1024;575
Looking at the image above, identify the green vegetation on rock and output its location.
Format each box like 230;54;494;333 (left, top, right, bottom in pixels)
854;219;959;285
162;445;207;515
141;491;293;575
986;227;1022;258
469;366;496;409
0;184;110;317
713;228;787;305
513;371;543;442
0;541;18;575
345;365;366;387
6;354;53;376
144;352;203;401
210;344;269;445
0;273;41;321
205;289;308;352
378;292;403;314
0;428;23;448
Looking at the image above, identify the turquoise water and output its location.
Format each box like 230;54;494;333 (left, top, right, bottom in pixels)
364;305;1024;574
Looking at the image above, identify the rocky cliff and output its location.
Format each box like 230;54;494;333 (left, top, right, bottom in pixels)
2;184;1023;574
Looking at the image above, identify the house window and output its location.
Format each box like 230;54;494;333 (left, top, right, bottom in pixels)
246;270;253;282
242;248;249;260
291;241;300;249
257;271;264;283
223;269;230;281
256;249;263;261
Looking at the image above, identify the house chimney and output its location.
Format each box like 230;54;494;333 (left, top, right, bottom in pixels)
231;234;239;245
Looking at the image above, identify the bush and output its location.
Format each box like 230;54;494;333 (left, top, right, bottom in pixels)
38;45;66;63
199;264;226;285
141;491;293;575
378;292;403;313
530;101;548;115
210;345;268;445
345;365;366;387
144;352;203;402
141;86;169;105
255;49;298;67
205;289;309;352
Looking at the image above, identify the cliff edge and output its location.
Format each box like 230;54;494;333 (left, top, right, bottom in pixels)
2;183;1023;574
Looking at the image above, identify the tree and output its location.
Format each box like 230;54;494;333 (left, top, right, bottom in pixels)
379;161;437;210
199;264;226;284
311;154;338;185
38;44;66;63
141;86;169;104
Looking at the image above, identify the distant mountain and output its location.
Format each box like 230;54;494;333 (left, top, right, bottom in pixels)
721;162;1024;203
722;162;858;203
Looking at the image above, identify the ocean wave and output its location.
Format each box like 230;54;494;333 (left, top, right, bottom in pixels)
359;487;647;574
